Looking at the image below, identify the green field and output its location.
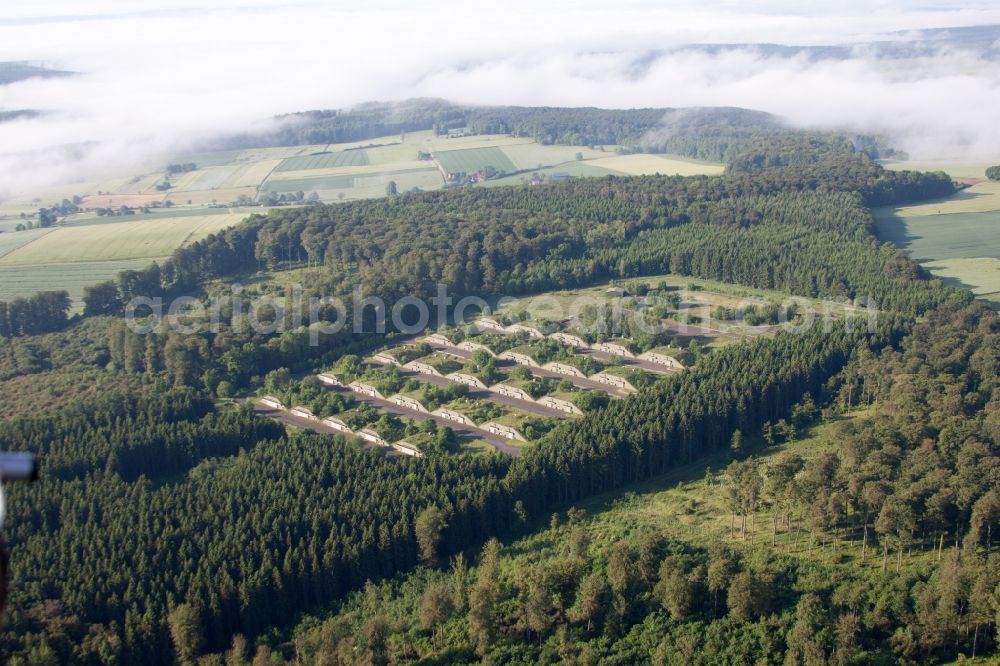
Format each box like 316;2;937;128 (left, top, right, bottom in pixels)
0;228;53;259
0;213;247;266
274;150;369;172
435;146;517;174
587;152;726;176
259;174;356;193
0;131;739;307
0;259;156;308
875;196;1000;307
480;160;625;187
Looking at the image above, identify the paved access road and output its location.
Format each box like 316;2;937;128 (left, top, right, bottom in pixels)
249;397;523;457
421;341;634;398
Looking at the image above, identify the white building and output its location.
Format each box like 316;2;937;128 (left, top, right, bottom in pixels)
549;331;588;349
433;408;476;426
446;372;488;389
372;351;399;365
592;372;636;391
390;394;429;413
594;341;635;358
543;361;586;378
537;396;584;415
492;383;533;402
322;416;353;434
499;350;539;367
483;422;527;441
404;360;441;376
290;406;317;420
357;428;388;447
458;341;495;356
317;373;342;386
259;395;285;410
475;317;506;331
392;440;424;457
639;351;686;370
349;381;385;399
505;323;545;339
422;333;455;347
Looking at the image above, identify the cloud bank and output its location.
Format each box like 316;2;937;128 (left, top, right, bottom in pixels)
0;0;999;194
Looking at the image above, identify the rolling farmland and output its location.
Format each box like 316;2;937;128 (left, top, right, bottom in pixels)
586;153;726;176
0;259;156;306
0;213;247;265
434;146;517;174
0;130;723;304
874;163;1000;307
274;150;369;171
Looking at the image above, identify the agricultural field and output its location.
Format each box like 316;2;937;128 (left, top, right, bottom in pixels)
434;146;517;174
274;150;369;171
0;259;154;305
874;161;1000;307
0;130;724;306
0;212;247;265
0;227;52;259
586;152;726;176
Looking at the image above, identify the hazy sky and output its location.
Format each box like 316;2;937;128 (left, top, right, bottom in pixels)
1;1;999;193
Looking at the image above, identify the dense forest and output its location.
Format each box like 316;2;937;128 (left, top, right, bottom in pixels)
238;302;999;665
218;99;900;166
0;107;993;663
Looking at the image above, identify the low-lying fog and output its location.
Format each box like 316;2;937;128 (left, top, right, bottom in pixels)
1;0;999;194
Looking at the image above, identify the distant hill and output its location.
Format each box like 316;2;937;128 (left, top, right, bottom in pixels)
0;61;73;86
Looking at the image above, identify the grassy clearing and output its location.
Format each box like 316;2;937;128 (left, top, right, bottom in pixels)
435;146;517;174
494;273;861;325
275;150;369;172
586;153;725;176
0;213;247;265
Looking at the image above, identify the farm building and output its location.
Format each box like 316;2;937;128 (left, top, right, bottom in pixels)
317;372;343;386
357;428;388;447
543;361;586;378
483;422;527;441
290;406;317;420
404;360;441;376
391;440;424;457
446;372;488;389
499;350;540;367
474;317;505;331
372;351;400;365
537;396;584;415
492;383;534;402
505;323;545;339
390;394;429;413
594;341;636;358
259;395;285;410
592;372;636;391
433;408;477;426
349;381;385;399
549;331;588;348
639;350;687;370
322;416;353;433
606;286;627;297
458;340;495;356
